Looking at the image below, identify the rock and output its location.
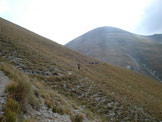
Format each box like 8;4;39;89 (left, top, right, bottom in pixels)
0;70;10;114
58;73;64;77
0;111;4;115
68;71;72;75
63;84;67;88
37;112;41;116
126;65;131;69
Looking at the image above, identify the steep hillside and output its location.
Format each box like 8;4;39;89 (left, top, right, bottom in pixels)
66;26;162;81
0;18;162;121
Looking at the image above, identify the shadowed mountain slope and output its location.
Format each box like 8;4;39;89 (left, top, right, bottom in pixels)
143;34;162;43
0;18;162;121
66;26;162;81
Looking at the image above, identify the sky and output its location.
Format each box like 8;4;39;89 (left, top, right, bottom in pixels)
0;0;161;45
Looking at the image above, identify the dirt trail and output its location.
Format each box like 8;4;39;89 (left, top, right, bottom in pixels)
0;70;10;114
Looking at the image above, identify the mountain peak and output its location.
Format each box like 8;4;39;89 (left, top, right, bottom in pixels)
93;26;128;32
83;26;130;37
66;26;162;81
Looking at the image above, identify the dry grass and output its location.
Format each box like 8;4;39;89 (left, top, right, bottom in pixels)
40;88;86;120
0;63;40;121
81;63;162;119
0;18;162;121
71;114;84;122
0;98;20;122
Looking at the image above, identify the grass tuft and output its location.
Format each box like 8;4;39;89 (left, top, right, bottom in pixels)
1;98;20;122
71;114;84;122
0;63;40;121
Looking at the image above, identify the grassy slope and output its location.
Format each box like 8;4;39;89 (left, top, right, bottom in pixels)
0;18;162;121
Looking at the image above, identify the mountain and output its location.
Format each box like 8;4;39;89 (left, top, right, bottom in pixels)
66;26;162;81
143;34;162;43
0;18;162;121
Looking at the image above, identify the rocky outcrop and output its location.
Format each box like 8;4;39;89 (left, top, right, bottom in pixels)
0;69;10;115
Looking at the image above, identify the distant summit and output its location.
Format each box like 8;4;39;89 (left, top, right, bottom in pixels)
85;26;130;34
66;26;162;81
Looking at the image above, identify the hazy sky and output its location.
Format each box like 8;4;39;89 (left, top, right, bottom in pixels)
0;0;161;44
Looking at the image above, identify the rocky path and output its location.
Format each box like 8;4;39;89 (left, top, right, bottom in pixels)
24;98;71;122
0;70;10;114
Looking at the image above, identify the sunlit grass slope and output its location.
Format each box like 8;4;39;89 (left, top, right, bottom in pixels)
0;18;162;121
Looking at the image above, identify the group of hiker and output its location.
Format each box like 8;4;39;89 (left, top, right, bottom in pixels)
77;61;99;70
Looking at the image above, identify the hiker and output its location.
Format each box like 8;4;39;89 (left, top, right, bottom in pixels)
78;64;80;70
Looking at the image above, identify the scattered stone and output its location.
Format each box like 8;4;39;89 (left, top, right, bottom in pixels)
58;73;64;77
68;71;72;75
126;65;131;69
